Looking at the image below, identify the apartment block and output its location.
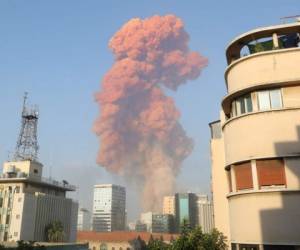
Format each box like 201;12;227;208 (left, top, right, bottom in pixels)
211;20;300;249
0;160;78;242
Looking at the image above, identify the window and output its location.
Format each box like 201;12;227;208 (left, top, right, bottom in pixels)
34;169;38;174
16;214;20;219
5;215;10;224
258;89;282;111
231;94;253;117
14;232;18;237
100;243;108;250
240;244;259;250
234;162;253;190
18;197;22;202
256;159;286;188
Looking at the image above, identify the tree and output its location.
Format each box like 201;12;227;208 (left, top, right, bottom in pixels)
169;227;227;250
147;237;169;250
202;229;227;250
45;220;65;242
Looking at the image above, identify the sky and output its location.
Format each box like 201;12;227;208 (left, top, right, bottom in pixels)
0;0;299;221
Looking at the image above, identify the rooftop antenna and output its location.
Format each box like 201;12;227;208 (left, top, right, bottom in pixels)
14;92;39;162
280;15;300;24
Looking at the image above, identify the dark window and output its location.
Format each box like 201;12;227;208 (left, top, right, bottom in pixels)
240;244;259;250
256;159;286;188
5;215;10;224
34;169;38;174
264;245;295;250
234;162;253;190
231;244;237;250
3;232;8;241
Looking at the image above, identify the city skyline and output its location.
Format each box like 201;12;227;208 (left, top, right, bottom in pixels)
0;0;299;221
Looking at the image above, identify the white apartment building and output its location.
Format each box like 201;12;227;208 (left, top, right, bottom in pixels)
77;208;91;231
92;184;126;232
196;195;214;233
0;160;78;242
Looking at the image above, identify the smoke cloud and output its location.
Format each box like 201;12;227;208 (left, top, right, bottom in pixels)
94;15;207;211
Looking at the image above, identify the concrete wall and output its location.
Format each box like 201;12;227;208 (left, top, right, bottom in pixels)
223;108;300;166
225;48;300;94
210;137;230;240
229;191;300;245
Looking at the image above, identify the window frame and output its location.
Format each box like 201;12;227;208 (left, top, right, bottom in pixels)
257;88;283;111
231;93;253;117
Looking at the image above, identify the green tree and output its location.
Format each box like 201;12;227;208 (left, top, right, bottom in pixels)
202;229;227;250
170;226;227;250
45;220;65;242
147;237;169;250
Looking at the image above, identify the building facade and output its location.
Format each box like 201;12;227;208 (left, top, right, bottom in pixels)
162;196;175;215
195;195;214;233
174;193;197;231
140;212;174;233
92;184;126;232
0;160;78;242
77;208;91;231
211;20;300;249
77;231;178;250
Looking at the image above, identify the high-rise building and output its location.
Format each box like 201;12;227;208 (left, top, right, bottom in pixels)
174;193;197;231
195;195;214;233
140;212;174;233
211;20;300;249
0;160;78;242
77;208;91;231
162;196;175;215
92;184;126;232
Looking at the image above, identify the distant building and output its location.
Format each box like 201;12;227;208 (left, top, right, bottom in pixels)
174;193;197;231
77;231;178;250
140;212;174;233
162;196;175;215
135;221;147;232
195;195;214;233
92;184;126;232
77;208;91;231
0;160;78;242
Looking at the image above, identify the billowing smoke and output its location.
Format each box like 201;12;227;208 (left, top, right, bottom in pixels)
93;15;207;211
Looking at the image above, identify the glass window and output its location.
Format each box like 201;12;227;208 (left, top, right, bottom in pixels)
270;89;282;109
245;95;253;112
231;94;253;118
258;91;271;110
258;89;282;110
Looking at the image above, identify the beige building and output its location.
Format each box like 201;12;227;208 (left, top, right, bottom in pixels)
77;231;178;250
162;196;175;215
211;20;300;250
0;160;78;242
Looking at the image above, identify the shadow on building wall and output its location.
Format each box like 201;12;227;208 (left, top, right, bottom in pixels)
259;125;300;249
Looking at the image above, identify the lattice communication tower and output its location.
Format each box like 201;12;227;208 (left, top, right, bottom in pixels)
14;92;39;161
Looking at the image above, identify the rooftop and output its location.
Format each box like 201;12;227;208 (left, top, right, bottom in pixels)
0;175;76;191
77;231;179;243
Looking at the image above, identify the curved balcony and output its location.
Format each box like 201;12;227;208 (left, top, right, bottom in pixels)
225;47;300;95
228;191;300;245
223;107;300;166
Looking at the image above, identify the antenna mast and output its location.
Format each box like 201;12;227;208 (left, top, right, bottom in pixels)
14;92;39;161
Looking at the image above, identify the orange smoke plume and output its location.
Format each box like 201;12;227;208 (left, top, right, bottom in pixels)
94;15;208;211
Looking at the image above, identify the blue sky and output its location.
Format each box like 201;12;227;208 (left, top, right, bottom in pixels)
0;0;299;220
